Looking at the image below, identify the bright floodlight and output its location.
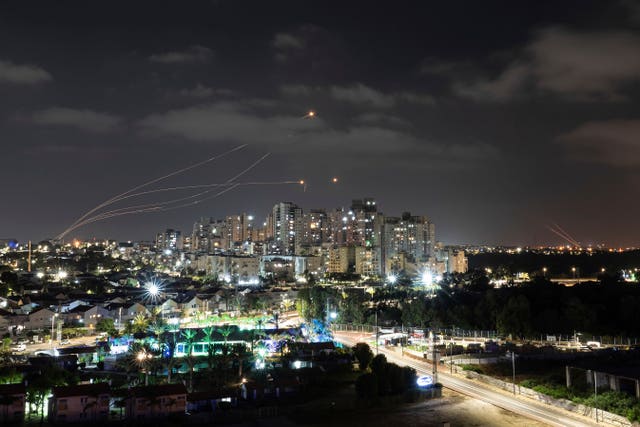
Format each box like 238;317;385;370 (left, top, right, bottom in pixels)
147;283;159;296
422;271;433;286
330;311;338;320
387;274;397;284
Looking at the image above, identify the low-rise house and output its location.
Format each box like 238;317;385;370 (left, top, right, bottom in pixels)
122;302;149;323
48;383;110;423
83;305;111;329
26;307;55;330
60;305;93;327
125;384;187;420
160;298;180;319
0;383;26;423
179;295;204;318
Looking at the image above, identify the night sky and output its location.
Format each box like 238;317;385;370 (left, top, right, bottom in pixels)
2;1;640;246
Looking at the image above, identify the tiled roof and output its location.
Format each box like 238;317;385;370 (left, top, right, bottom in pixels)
129;383;187;397
0;383;26;395
53;383;110;398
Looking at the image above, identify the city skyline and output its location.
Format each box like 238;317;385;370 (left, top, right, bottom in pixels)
2;1;640;246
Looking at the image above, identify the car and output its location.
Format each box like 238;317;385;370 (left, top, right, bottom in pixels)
60;339;71;345
11;344;26;352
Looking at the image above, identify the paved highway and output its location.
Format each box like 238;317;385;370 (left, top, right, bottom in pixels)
335;332;602;427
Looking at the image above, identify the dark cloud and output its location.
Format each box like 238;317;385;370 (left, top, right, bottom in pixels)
30;107;123;133
558;119;640;167
176;84;235;99
149;45;213;64
448;27;640;102
272;33;305;50
330;83;396;108
0;59;51;84
282;83;436;108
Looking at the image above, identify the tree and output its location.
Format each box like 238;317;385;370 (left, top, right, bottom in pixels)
497;294;532;337
370;354;388;376
355;373;378;399
352;343;374;371
131;313;150;334
95;318;117;336
217;324;233;349
26;366;76;425
181;329;197;391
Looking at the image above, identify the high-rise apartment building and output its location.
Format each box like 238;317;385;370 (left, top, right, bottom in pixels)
382;212;435;266
156;229;183;251
271;202;303;255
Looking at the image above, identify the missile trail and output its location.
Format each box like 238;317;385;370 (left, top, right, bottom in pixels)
61;150;295;238
57;144;247;239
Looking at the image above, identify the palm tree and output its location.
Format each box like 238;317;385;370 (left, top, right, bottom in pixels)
181;329;197;391
217;324;233;349
181;329;197;356
203;326;216;370
149;320;166;338
132;313;150;334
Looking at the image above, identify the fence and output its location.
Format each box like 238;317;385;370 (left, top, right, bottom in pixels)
331;323;497;339
331;324;640;347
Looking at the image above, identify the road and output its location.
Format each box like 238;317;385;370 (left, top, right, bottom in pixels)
335;331;602;427
10;334;100;356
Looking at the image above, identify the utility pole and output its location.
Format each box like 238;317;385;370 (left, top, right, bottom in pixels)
594;371;598;423
432;345;438;384
511;351;516;395
27;241;32;272
375;310;379;355
450;341;453;374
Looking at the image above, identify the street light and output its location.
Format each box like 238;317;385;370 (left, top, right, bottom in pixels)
137;351;152;386
50;313;59;348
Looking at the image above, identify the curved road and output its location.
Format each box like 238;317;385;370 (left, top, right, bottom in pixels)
335;332;601;427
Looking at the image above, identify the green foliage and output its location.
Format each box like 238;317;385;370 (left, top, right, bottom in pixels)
532;383;573;400
0;366;21;384
370;354;387;376
0;337;12;352
25;365;77;423
355;373;379;399
575;391;640;420
355;353;416;399
95;318;117;336
460;364;484;374
352;343;374;371
297;285;329;322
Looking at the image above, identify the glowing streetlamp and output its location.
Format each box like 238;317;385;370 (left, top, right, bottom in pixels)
422;271;433;287
147;284;159;297
387;274;397;285
50;313;59;348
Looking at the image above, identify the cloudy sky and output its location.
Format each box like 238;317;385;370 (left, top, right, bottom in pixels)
2;0;640;246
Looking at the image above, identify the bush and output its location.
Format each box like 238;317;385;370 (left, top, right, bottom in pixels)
532;383;572;400
461;364;483;374
519;379;538;389
355;373;379;399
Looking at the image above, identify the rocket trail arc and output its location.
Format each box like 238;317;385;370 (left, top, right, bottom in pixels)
57;150;299;239
57;112;317;240
57;144;248;239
